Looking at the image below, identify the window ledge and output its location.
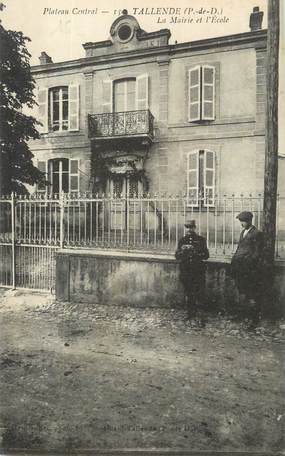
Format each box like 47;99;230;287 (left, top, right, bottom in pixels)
168;117;256;128
40;131;83;137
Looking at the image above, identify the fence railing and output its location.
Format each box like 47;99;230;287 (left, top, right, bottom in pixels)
0;192;284;259
0;193;57;291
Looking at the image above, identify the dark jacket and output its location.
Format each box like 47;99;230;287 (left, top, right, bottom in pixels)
231;226;264;273
231;226;264;296
175;232;209;273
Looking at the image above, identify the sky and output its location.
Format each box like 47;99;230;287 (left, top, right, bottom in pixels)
1;0;284;153
2;0;269;65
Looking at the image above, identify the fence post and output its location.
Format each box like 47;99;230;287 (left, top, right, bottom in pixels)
11;192;16;289
59;192;65;249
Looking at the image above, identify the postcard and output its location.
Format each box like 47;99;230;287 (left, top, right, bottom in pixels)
0;0;284;454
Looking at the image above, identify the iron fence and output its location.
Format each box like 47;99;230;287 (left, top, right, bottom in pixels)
0;192;284;291
1;192;284;254
0;194;58;291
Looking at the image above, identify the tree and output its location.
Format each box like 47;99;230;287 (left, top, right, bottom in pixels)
0;5;44;194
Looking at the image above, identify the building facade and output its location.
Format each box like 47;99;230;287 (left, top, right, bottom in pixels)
29;7;269;202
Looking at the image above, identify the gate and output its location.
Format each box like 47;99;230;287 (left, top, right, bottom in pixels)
0;194;60;292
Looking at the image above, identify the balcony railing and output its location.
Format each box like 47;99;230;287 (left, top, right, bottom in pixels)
88;110;154;140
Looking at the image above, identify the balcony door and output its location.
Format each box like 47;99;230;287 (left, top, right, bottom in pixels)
113;78;136;112
113;79;136;136
110;175;141;231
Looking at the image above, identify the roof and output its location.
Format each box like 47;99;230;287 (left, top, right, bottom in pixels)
31;29;267;75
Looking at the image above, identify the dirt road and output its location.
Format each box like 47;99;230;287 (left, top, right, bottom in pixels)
0;290;284;452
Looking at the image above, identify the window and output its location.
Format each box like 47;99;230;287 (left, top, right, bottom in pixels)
49;158;69;193
187;150;215;207
188;65;215;122
37;84;80;133
110;175;139;197
102;74;149;113
118;24;132;42
37;158;79;195
49;87;69;131
114;78;136;112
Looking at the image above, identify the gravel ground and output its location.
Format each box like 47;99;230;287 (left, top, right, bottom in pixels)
0;288;284;453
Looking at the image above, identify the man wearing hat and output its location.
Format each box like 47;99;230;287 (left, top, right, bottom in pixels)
231;211;264;322
175;220;209;321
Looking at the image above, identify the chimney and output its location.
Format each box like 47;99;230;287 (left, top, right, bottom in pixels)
249;6;264;31
39;52;53;65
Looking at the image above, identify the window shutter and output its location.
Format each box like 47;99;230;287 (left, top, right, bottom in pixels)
48;160;55;195
136;74;149;110
69;159;80;193
187;151;199;207
68;84;80;131
37;88;48;133
102;80;113;113
37;160;47;192
188;66;201;122
204;150;215;207
202;66;215;120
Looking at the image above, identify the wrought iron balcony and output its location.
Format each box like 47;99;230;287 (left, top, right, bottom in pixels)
88;110;154;142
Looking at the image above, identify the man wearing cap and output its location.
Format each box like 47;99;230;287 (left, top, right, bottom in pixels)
175;220;209;321
231;211;264;322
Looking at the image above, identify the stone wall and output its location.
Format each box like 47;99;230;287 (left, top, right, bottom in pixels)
56;249;285;317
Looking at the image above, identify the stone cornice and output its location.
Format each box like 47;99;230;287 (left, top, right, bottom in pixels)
83;40;112;50
82;28;171;50
31;29;267;75
170;29;267;54
137;28;171;41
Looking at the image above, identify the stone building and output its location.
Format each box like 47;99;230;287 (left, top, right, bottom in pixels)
29;7;270;202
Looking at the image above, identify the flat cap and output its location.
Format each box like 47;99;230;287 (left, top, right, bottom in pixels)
236;211;253;222
184;219;196;228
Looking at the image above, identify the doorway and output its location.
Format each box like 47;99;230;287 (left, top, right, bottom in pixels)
109;175;141;230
